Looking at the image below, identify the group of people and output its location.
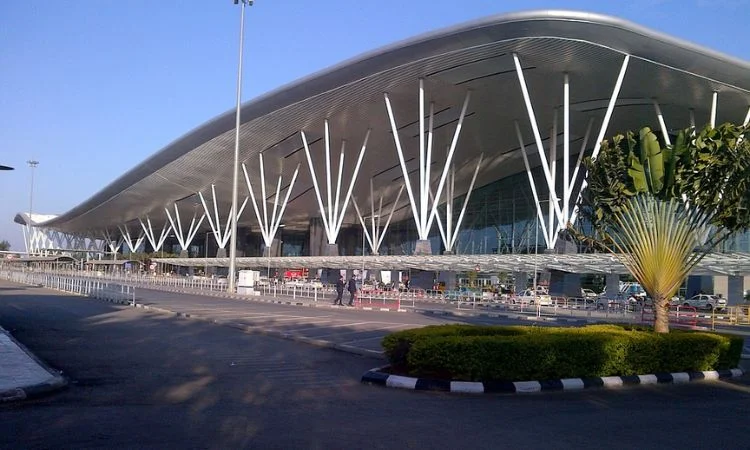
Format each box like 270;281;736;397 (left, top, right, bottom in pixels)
333;274;357;306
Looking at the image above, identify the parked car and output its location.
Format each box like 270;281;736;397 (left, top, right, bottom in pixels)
680;294;726;311
514;289;553;306
581;288;598;300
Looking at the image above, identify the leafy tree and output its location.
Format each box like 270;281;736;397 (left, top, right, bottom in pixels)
572;123;750;332
0;240;9;251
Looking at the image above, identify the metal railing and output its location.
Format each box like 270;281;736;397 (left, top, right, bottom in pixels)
5;269;749;327
1;270;136;305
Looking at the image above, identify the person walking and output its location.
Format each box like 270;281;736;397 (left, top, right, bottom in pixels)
333;275;345;305
347;274;358;306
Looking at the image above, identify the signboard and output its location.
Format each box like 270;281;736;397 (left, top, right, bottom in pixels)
284;268;308;279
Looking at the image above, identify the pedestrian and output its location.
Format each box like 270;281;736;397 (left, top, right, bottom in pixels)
333;275;345;305
347;274;357;306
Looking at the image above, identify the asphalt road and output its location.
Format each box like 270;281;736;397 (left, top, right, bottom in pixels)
2;281;750;449
134;286;750;357
132;286;563;355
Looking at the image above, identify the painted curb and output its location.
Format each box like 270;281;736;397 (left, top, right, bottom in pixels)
0;327;68;403
361;366;745;394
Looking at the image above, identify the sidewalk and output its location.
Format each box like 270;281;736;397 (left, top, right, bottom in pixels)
0;326;67;402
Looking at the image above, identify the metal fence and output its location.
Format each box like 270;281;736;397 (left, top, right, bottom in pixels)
4;269;749;328
0;270;136;305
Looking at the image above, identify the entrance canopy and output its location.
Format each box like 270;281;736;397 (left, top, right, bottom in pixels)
153;252;750;277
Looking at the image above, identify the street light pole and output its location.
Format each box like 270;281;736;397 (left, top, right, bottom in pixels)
533;212;540;317
27;159;39;255
228;0;252;293
361;215;378;282
362;223;365;279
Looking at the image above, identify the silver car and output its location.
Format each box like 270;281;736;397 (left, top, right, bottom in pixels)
681;294;726;311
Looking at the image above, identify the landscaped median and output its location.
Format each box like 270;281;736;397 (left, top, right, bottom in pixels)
361;324;745;393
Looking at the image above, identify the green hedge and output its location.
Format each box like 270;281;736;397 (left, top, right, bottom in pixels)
381;324;742;382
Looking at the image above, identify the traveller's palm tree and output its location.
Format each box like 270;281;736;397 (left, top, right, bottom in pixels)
573;124;750;332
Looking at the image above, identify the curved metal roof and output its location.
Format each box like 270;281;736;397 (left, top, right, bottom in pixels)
32;9;750;234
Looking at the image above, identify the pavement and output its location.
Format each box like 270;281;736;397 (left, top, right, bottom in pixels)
3;282;750;449
124;282;750;358
0;325;66;402
1;278;748;403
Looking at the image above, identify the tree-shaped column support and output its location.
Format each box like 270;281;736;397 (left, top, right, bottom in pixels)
198;185;249;258
301;120;370;256
351;179;404;256
164;204;206;258
384;78;471;255
242;155;300;257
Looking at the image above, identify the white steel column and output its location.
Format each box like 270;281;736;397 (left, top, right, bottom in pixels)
118;224;145;253
548;110;558;244
164;205;206;254
352;182;404;255
425;154;483;254
102;229;124;256
242;155;300;249
384;80;472;242
198;185;248;250
301;121;370;245
515;121;551;249
448;154;484;252
743;106;750;126
138;217;172;252
653;100;672;146
589;55;630;161
567;117;594;205
513;53;564;227
569;54;630;226
426;93;471;236
563;74;570;222
710;91;718;128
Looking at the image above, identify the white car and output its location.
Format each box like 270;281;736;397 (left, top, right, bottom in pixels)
514;289;553;306
581;289;598;300
680;294;726;311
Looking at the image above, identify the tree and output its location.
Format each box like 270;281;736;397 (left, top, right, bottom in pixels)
0;240;10;251
572;123;750;333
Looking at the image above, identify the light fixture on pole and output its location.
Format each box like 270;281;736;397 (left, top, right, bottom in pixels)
228;0;253;293
26;159;39;255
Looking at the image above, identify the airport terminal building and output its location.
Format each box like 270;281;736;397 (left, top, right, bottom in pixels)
12;11;750;298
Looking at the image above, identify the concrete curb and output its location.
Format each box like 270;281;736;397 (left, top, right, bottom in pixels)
0;327;68;403
361;366;745;394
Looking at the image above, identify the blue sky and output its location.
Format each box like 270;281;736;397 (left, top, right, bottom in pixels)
1;0;748;251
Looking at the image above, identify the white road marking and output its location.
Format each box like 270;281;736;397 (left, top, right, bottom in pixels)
288;321;373;333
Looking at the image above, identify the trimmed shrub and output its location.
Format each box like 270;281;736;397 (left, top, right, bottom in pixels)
381;324;742;382
381;324;531;368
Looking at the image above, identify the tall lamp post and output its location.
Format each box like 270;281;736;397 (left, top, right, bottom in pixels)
362;215;378;281
27;159;39;255
228;0;253;293
533;198;555;318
